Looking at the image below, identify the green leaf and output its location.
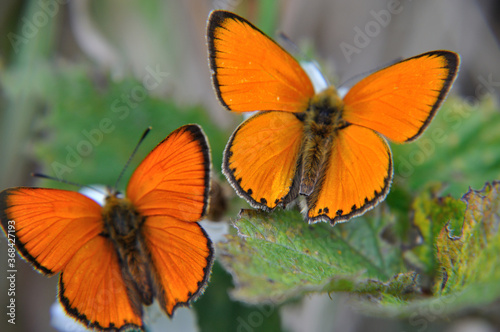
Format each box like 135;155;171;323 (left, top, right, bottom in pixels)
217;208;415;304
407;184;466;279
374;181;500;317
392;96;500;198
436;181;500;297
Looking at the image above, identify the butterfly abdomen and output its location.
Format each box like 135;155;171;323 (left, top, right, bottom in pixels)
299;87;345;196
102;194;154;306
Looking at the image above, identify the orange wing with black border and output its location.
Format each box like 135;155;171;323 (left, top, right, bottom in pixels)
0;188;102;274
207;10;314;113
223;111;304;210
142;215;213;316
0;187;144;330
127;124;214;317
306;125;392;225
343;51;460;143
59;235;144;330
126;125;211;223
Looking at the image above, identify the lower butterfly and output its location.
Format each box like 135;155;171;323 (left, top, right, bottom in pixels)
0;125;213;331
207;10;460;225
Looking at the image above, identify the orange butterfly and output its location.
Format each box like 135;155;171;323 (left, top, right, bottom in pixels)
0;125;213;331
207;10;460;225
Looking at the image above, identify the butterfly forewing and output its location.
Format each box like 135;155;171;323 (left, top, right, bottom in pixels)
343;51;460;143
126;125;211;222
208;10;314;113
0;188;102;275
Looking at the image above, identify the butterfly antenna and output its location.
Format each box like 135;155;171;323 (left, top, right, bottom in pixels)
338;57;403;89
31;173;107;195
277;31;302;56
114;126;152;190
277;32;325;70
277;31;330;88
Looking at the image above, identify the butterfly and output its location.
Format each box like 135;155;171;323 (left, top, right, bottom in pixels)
0;125;213;331
207;10;460;225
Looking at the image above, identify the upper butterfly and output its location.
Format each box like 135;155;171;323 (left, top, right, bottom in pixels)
207;10;460;225
0;125;213;332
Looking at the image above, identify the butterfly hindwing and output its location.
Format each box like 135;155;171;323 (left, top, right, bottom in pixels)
207;10;314;113
307;124;393;224
59;236;144;331
343;50;460;143
143;215;213;316
223;111;304;210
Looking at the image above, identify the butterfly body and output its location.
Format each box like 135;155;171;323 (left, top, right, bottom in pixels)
299;86;345;197
208;10;459;225
101;193;154;306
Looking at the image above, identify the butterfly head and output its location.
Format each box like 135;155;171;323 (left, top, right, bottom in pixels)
302;86;348;142
105;186;125;199
102;190;143;237
307;87;344;127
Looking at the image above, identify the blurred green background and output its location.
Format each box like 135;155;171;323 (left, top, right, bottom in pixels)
0;0;499;331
